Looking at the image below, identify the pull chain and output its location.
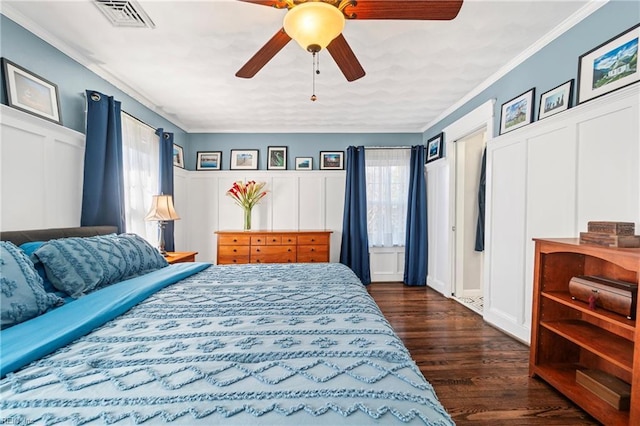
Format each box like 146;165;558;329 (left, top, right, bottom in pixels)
311;51;319;102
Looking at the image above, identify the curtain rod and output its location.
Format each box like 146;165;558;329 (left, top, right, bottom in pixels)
364;146;422;149
122;110;156;132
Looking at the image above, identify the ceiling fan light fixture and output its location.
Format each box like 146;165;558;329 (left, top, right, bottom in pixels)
283;2;345;53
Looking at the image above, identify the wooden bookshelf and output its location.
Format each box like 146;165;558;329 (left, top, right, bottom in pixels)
529;238;640;425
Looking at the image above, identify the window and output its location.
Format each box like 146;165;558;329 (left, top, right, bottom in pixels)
121;112;159;245
365;148;411;247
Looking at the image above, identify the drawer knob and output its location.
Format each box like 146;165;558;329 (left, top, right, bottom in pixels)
233;239;237;242
311;239;315;242
288;248;291;252
288;259;292;263
256;259;261;263
272;238;277;242
233;249;237;252
232;259;237;263
256;249;260;252
311;248;315;252
257;239;262;242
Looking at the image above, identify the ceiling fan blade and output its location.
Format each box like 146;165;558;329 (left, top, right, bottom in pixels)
236;29;291;78
326;34;365;82
344;0;463;20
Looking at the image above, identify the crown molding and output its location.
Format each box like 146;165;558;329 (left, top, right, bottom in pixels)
420;0;609;134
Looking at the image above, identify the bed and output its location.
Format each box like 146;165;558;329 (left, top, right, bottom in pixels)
0;227;453;425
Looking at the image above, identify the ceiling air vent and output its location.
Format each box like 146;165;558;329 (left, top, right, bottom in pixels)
94;0;155;29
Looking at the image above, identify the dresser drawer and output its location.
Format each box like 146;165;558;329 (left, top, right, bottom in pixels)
218;234;251;245
218;255;250;264
281;235;297;245
251;245;296;263
266;235;282;245
297;245;329;263
297;234;329;245
218;245;250;256
251;235;267;246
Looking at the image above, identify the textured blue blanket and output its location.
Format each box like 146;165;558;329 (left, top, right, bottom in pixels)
0;263;453;425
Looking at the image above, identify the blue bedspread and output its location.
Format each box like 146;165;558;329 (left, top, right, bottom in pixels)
0;263;453;425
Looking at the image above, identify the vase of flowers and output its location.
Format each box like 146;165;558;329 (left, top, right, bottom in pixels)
226;180;268;230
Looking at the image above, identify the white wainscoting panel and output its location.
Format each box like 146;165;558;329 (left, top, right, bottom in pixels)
370;247;405;282
0;105;85;231
485;84;639;343
177;171;346;263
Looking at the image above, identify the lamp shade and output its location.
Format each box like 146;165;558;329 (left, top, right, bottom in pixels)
283;2;345;52
144;195;180;222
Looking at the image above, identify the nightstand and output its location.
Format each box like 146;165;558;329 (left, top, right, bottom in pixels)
165;251;198;264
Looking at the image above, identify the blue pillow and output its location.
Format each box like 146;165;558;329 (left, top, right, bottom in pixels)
1;241;65;329
19;241;57;293
34;233;168;298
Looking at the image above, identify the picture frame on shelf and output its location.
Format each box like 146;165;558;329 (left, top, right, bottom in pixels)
230;149;259;170
1;58;62;124
267;146;287;170
295;157;313;170
500;88;535;134
196;151;222;170
173;144;185;168
426;133;444;164
320;151;344;170
538;79;574;120
577;23;639;104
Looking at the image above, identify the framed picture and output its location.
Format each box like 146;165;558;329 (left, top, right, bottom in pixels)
1;58;62;124
426;133;444;164
295;157;313;170
320;151;344;170
230;149;259;170
267;146;287;170
196;151;222;170
500;88;535;134
173;144;184;168
577;23;639;104
538;79;574;120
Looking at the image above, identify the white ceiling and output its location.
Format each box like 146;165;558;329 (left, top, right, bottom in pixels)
3;0;594;133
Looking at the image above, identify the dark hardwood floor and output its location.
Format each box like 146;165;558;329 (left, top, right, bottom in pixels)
367;283;600;425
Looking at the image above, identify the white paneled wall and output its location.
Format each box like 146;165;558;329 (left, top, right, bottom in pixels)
485;84;639;343
174;171;346;263
0;105;85;231
426;160;450;294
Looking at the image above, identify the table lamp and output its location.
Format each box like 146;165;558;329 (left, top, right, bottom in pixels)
144;194;180;255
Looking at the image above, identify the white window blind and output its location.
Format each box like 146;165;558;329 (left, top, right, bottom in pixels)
365;148;411;247
121;112;159;245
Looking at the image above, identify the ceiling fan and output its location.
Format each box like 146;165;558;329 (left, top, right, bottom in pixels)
235;0;464;83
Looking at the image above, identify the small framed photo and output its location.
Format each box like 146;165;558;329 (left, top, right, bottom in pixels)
267;146;287;170
196;151;222;170
426;133;444;164
320;151;344;170
538;79;573;120
295;157;313;170
500;88;535;135
577;23;639;104
173;144;185;168
1;58;62;124
230;149;259;170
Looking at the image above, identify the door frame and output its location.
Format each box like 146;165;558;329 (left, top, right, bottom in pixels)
441;100;495;300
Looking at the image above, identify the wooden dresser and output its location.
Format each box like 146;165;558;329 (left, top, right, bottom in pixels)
215;230;332;265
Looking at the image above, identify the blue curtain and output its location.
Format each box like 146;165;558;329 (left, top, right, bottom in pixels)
474;147;487;252
403;145;428;286
340;146;371;285
157;129;176;252
80;90;125;233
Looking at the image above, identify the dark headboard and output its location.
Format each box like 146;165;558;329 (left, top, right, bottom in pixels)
0;226;118;246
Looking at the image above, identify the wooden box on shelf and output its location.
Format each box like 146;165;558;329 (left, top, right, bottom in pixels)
529;238;640;426
576;369;631;410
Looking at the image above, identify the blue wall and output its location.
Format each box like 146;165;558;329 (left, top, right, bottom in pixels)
0;14;188;147
2;0;638;170
423;0;640;141
187;133;421;170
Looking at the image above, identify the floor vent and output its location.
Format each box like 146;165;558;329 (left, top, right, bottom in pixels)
94;0;155;29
